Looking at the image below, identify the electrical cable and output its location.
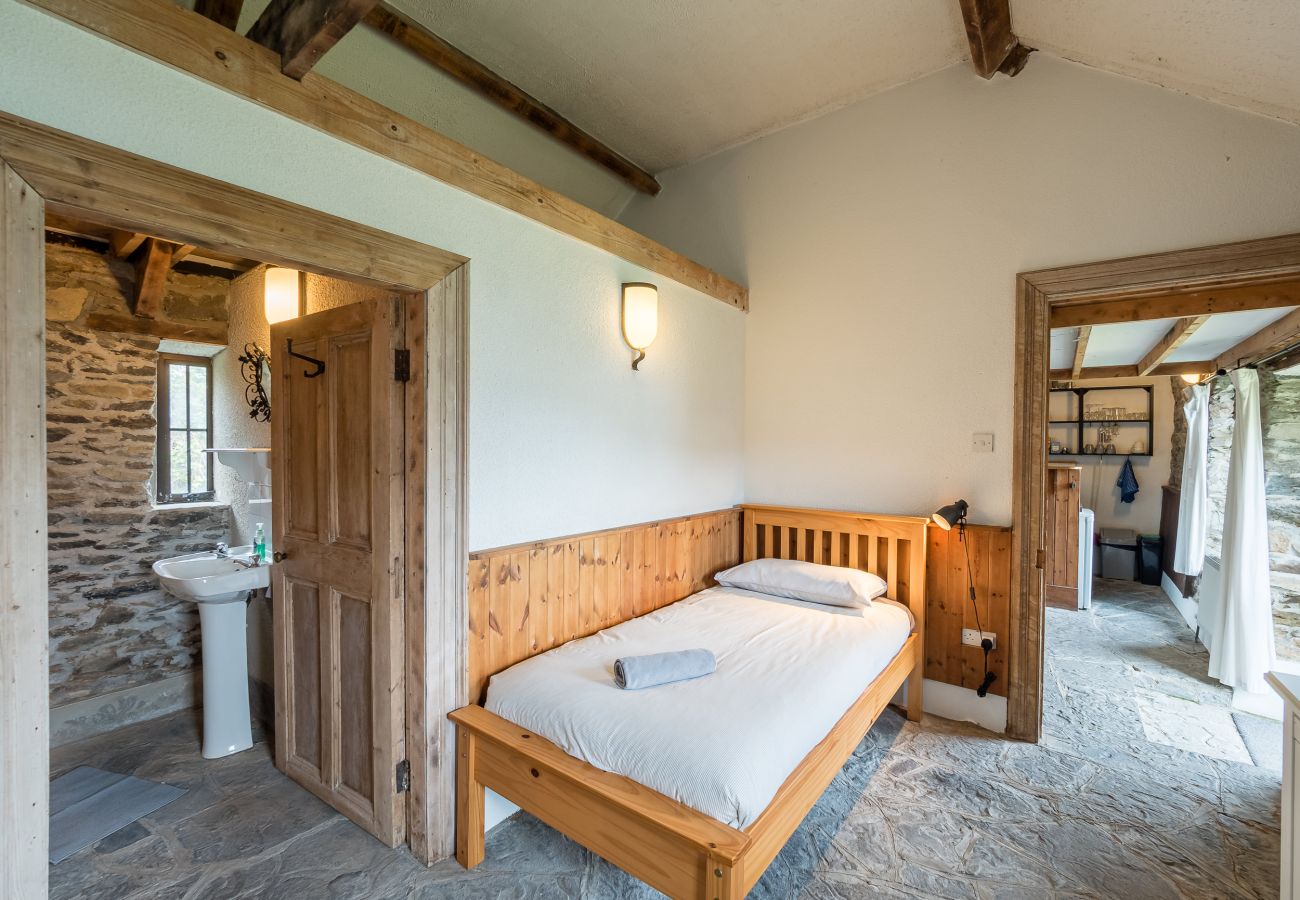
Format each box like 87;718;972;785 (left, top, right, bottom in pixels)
959;519;997;698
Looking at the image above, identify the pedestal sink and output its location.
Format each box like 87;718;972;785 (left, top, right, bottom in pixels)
154;547;269;758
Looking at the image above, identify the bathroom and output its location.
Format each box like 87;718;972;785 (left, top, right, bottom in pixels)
45;216;391;752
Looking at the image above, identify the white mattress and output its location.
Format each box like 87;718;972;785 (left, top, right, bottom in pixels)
484;585;913;829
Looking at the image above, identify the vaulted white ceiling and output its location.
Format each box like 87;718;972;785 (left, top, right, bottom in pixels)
386;0;1300;174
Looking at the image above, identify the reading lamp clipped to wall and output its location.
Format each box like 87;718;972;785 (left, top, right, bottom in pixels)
931;499;997;698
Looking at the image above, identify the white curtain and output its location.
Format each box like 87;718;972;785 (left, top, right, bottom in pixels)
1174;384;1209;576
1207;369;1276;694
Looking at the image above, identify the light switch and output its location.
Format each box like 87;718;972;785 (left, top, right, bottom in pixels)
972;432;994;453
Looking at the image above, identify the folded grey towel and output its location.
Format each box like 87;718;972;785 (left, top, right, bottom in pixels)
614;649;716;690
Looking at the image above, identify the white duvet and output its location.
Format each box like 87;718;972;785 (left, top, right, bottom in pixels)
484;585;913;829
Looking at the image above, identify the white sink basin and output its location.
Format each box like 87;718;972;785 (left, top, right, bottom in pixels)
153;547;269;604
154;546;269;758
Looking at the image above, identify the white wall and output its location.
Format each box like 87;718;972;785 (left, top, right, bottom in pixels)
1049;377;1176;538
620;56;1300;527
0;2;746;553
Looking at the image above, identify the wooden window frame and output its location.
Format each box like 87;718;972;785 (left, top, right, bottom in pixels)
1009;233;1300;742
155;352;216;504
0;110;469;899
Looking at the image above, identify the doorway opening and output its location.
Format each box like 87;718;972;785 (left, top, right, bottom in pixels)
1008;235;1300;747
1;114;467;897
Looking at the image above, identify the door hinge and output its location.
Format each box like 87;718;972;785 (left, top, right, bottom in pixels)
394;348;411;382
395;759;411;793
1035;548;1046;570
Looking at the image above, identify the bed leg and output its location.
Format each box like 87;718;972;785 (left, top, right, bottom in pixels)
907;661;924;723
706;855;740;900
455;727;485;869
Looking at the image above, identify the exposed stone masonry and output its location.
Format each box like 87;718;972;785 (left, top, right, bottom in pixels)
1260;366;1300;659
1186;367;1300;662
46;239;232;707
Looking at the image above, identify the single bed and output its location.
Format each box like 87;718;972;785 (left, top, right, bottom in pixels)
485;586;913;829
450;504;927;899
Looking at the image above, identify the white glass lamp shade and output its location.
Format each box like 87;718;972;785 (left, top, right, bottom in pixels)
622;283;659;351
1180;373;1202;384
264;268;301;325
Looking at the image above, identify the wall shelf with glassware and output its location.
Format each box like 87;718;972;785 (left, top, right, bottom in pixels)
1048;385;1153;457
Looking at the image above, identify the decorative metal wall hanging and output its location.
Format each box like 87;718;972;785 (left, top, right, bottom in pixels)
239;342;272;422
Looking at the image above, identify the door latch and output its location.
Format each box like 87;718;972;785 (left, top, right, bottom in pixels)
394;349;411;383
395;759;411;793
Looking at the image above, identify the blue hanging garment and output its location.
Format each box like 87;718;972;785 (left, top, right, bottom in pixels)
1117;457;1139;503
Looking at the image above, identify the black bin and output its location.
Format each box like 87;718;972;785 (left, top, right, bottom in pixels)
1137;534;1162;586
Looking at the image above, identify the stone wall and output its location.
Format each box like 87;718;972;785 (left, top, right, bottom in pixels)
1203;377;1235;564
1196;366;1300;662
46;237;232;708
1168;378;1187;493
1260;366;1300;660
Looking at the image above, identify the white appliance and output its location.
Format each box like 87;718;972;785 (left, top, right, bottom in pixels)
1078;508;1095;610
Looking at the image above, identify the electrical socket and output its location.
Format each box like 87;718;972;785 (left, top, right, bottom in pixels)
972;432;994;453
961;629;997;649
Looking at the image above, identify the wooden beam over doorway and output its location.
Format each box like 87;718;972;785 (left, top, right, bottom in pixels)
1137;315;1208;375
1049;281;1300;328
1049;359;1217;382
956;0;1030;78
247;0;383;78
363;4;661;196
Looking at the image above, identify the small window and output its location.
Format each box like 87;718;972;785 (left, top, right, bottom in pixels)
156;353;214;504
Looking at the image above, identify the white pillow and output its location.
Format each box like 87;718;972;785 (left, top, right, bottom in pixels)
714;558;887;609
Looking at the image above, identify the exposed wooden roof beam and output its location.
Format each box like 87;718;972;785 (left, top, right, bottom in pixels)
1137;315;1209;376
132;238;175;318
247;0;382;79
26;0;746;308
1050;360;1217;381
1049;280;1300;328
109;229;146;258
363;4;660;196
956;0;1030;78
1070;325;1090;380
194;0;243;29
1215;307;1300;371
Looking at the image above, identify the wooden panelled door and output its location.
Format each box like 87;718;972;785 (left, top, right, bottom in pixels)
1044;464;1082;609
270;298;407;846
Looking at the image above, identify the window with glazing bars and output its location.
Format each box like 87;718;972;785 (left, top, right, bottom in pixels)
156;353;214;503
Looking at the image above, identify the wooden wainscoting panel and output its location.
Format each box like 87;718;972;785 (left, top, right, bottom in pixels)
466;508;742;704
924;523;1012;697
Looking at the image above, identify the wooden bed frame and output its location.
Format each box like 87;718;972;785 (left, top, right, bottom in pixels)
450;504;927;899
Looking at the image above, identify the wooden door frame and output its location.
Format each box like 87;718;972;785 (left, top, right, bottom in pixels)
1009;232;1300;741
0;110;468;897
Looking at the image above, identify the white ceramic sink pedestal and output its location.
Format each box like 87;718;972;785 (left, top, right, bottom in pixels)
154;547;269;759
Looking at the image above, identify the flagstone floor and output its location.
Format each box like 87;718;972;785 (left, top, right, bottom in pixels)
50;579;1281;899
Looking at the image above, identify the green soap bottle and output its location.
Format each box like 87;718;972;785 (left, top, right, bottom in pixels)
254;523;266;561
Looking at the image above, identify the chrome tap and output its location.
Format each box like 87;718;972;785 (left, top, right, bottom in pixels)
230;554;262;569
214;542;230;558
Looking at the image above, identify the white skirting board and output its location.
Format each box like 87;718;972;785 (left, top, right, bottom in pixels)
1161;572;1199;635
49;672;199;747
483;676;1006;833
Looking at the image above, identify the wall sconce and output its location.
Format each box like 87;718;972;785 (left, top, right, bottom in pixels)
1180;373;1203;385
621;282;658;371
264;267;303;325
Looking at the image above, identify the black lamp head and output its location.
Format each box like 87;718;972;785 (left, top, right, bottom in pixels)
931;499;969;531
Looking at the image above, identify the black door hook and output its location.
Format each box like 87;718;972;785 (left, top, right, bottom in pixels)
286;339;325;378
